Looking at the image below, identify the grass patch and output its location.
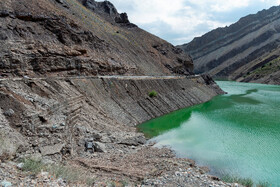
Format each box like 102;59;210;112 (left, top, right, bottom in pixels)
21;159;95;185
48;164;81;183
21;159;44;175
148;90;158;98
256;181;270;187
222;175;253;187
108;180;128;187
245;56;280;78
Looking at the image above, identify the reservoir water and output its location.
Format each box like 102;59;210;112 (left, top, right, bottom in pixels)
138;81;280;185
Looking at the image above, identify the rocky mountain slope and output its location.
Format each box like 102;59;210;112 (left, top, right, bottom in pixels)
0;0;193;77
179;6;280;84
0;0;226;186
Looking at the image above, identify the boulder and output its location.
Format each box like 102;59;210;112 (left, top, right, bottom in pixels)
0;180;12;187
119;136;146;146
0;10;9;17
85;141;94;149
93;142;106;153
115;13;130;24
55;0;69;8
3;109;15;117
55;0;64;4
85;140;94;153
0;125;28;160
39;143;65;156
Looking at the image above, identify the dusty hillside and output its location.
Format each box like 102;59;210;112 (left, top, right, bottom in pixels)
0;0;193;77
178;6;280;84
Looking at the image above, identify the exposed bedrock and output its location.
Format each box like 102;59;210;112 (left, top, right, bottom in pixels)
0;0;193;77
0;76;222;160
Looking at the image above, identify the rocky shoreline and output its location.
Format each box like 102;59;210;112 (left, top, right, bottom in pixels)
0;75;236;186
0;144;242;187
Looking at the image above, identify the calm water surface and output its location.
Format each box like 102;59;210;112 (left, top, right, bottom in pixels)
138;81;280;185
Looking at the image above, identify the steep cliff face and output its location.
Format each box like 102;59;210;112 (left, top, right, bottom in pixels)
0;0;193;77
178;6;280;84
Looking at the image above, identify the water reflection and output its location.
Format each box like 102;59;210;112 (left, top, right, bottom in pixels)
138;82;280;186
139;87;262;138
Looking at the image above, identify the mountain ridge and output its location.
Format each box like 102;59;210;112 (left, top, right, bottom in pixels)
178;5;280;84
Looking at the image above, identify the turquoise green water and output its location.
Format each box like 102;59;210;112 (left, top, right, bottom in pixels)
138;81;280;185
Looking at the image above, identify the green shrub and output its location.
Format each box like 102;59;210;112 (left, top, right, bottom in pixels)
148;90;158;98
120;180;128;187
222;175;253;187
256;181;270;187
47;164;80;183
86;178;95;186
21;159;95;185
22;159;44;175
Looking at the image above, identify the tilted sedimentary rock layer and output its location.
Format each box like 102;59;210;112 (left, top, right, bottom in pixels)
0;76;222;160
179;6;280;84
0;0;193;77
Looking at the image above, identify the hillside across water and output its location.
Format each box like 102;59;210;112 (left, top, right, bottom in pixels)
178;6;280;85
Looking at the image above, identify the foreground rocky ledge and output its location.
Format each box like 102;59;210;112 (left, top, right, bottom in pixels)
0;75;230;186
0;146;242;186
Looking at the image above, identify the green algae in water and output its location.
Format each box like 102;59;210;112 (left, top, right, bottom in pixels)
138;81;280;186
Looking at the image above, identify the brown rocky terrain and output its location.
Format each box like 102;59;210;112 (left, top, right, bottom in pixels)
0;0;193;77
0;0;228;186
178;6;280;85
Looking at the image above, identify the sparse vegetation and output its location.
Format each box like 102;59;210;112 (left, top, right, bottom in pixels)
21;159;44;175
21;159;95;185
107;180;128;187
120;180;128;187
48;164;81;183
222;175;253;187
86;178;96;186
256;181;270;187
221;176;270;187
244;57;280;78
148;90;158;98
109;181;116;187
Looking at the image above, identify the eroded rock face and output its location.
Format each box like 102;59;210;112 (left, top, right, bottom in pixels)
78;0;131;25
0;109;28;160
0;0;193;77
178;5;280;84
0;76;223;160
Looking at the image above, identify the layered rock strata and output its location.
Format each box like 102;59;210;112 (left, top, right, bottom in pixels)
0;75;222;160
0;75;223;184
179;6;280;84
0;0;193;77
